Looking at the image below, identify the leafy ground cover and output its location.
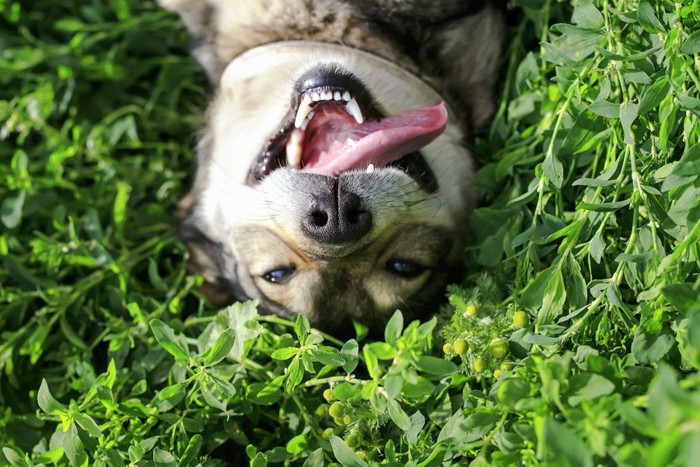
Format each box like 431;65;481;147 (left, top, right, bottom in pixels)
1;0;699;465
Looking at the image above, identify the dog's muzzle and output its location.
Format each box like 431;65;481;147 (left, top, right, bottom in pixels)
301;176;372;244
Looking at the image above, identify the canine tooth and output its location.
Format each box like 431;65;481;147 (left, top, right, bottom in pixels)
342;91;351;101
286;129;303;168
294;94;314;128
300;113;312;130
334;91;342;101
345;97;364;124
367;163;375;173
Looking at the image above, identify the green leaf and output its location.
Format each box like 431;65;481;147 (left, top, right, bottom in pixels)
567;373;615;406
540;418;594;467
543;154;564;188
200;383;227;412
34;447;65;465
64;424;88;467
536;269;567;326
572;0;604;29
521;266;557;310
158;381;187;400
329;436;368;467
406;411;426;444
0;190;25;229
340;340;359;374
251;452;268;467
270;347;300;361
285;357;304;393
637;0;665;33
385;395;411;431
639;78;670;114
37;379;67;415
73;413;102;437
113;181;130;240
303;449;324;467
311;347;345;366
680;30;700;54
618;402;660;438
363;346;380;380
620;101;639;145
366;342;396;360
332;382;362;401
438;411;500;446
1;447;30;467
202;328;236;366
286;433;308;455
662;283;700;314
294;314;310;345
248;378;284;406
180;435;203;467
149;319;189;362
221;301;261;362
415;356;459;376
577;198;632;212
402;376;435;399
384;373;403;398
497;378;532;407
632;327;675;364
153;448;177;467
384;310;403;346
589;100;619;118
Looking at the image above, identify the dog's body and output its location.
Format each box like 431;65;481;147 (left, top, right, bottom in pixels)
162;0;503;332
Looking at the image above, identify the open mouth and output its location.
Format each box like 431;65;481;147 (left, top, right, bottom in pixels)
247;66;443;192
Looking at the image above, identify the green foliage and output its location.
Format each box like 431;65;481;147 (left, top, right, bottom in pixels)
1;0;699;465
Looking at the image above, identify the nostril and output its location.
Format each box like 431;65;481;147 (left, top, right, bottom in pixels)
311;210;328;227
346;208;364;225
301;188;372;244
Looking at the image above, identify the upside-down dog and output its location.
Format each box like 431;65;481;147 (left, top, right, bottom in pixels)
161;0;503;333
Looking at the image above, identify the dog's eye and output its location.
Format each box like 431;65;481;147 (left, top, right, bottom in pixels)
386;260;426;279
262;266;297;284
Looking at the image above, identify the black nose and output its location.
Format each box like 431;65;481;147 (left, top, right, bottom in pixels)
302;189;372;244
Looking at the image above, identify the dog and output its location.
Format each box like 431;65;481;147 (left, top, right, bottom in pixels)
160;0;503;333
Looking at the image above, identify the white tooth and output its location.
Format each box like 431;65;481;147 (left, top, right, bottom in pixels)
286;129;303;168
345;97;364;124
323;90;333;100
342;91;351;101
311;92;321;102
334;91;342;101
366;163;375;173
294;94;313;128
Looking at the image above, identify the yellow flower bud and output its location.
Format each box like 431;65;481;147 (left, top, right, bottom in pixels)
453;339;468;355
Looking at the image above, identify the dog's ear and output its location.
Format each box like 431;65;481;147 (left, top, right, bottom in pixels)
159;0;223;82
428;4;504;133
177;193;235;306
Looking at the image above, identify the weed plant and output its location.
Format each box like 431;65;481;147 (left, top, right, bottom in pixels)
1;0;699;465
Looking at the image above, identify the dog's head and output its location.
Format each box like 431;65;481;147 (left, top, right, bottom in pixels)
165;0;504;333
179;43;476;332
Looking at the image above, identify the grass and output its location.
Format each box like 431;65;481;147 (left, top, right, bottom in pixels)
1;0;699;465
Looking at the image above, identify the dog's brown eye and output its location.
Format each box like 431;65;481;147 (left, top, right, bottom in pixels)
386;260;425;279
262;266;296;284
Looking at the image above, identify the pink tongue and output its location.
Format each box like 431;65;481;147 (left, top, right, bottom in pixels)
300;102;447;176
